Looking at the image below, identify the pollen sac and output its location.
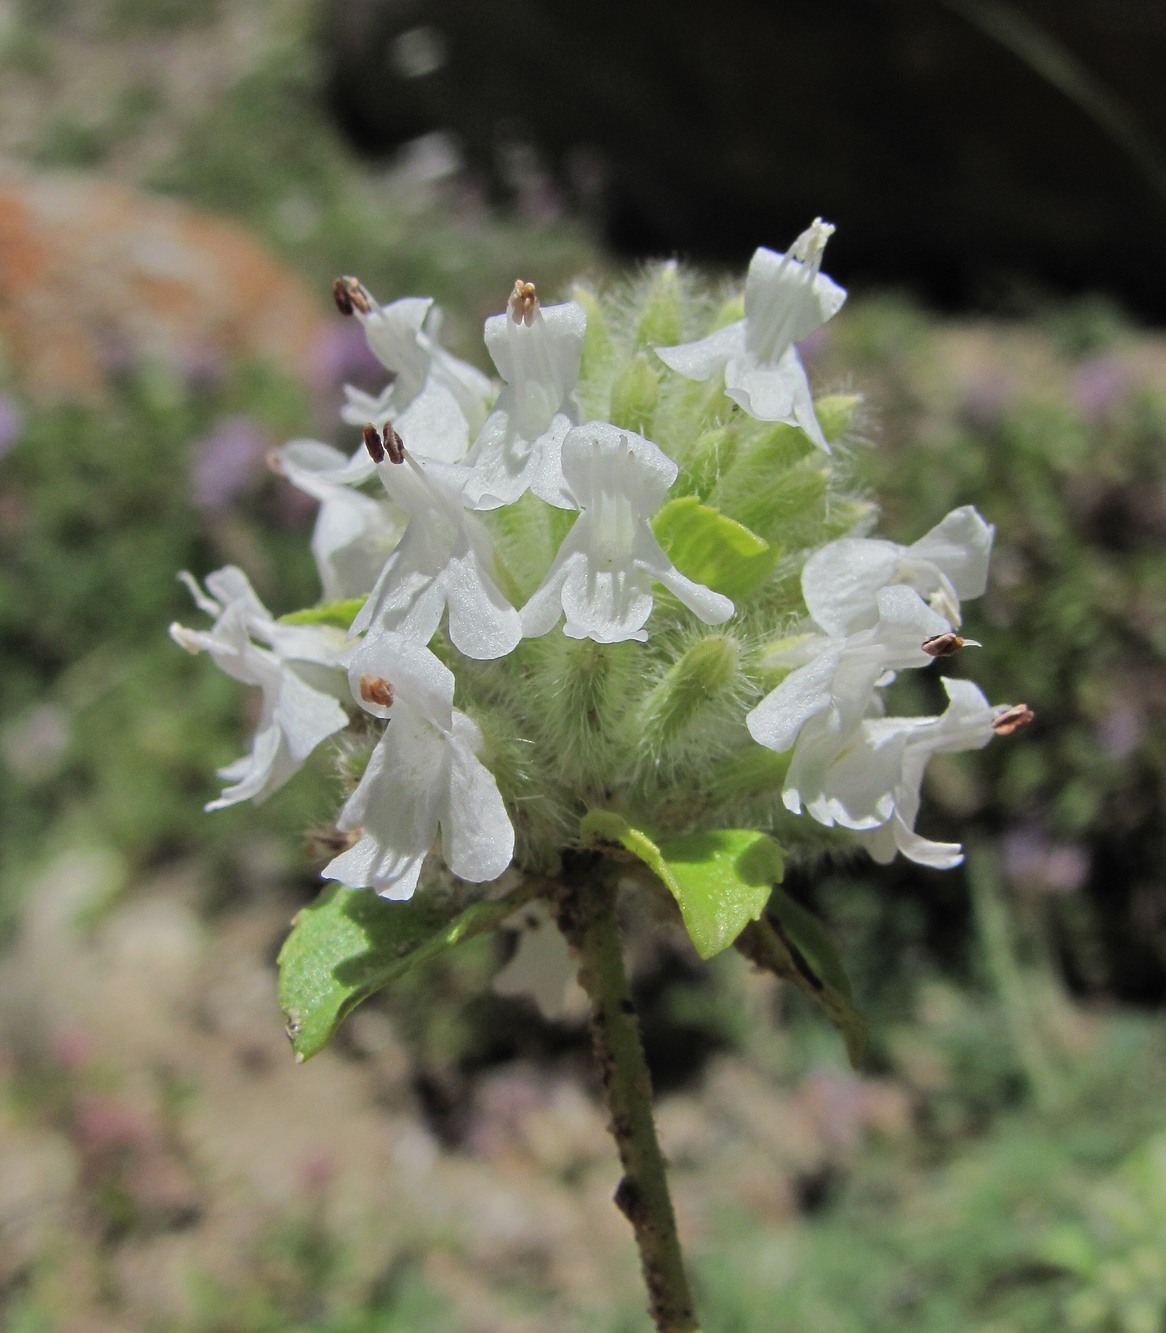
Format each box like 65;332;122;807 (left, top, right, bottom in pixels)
333;275;371;316
922;632;974;658
359;673;394;708
992;704;1034;736
508;279;539;326
362;423;385;463
381;422;406;465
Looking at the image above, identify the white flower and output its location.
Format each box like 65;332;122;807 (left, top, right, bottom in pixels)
352;451;522;660
323;633;514;899
520;421;734;643
274;440;406;601
339;287;492;466
849;678;1007;868
802;506;995;634
746;585;950;814
461;282;586;508
656;219;846;450
169;567;348;809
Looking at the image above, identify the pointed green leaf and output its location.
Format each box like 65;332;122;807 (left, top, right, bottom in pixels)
636;261;683;348
571;283;613;380
277;883;536;1061
580;811;783;959
278;598;364;629
737;892;868;1068
610;351;661;436
653;495;780;600
814;393;862;444
657;830;785;959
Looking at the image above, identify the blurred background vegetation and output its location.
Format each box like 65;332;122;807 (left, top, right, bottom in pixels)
2;1;1166;1329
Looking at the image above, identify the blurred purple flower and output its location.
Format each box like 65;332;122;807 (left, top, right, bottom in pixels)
1098;702;1141;759
0;394;23;460
1002;825;1090;894
1072;356;1128;422
309;320;385;396
301;1149;338;1192
960;372;1018;429
798;323;830;369
190;416;270;513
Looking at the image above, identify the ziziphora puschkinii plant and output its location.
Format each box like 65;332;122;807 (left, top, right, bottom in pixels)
172;221;1031;1333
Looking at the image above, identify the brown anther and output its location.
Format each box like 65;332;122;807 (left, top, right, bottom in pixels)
922;632;969;658
381;422;405;464
333;275;371;316
992;704;1034;736
359;674;394;708
363;423;385;463
508;279;539;326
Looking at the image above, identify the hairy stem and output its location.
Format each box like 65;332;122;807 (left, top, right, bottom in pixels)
549;858;701;1333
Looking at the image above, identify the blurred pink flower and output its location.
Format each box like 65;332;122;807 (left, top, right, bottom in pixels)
1072;356;1129;422
1002;825;1090;894
190;416;270;512
0;393;23;459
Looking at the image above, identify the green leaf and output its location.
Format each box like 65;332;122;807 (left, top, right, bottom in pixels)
580;811;783;959
653;495;780;600
277;883;535;1061
737;892;868;1068
278;598;363;628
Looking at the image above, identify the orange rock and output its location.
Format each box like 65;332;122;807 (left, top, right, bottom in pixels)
0;173;329;399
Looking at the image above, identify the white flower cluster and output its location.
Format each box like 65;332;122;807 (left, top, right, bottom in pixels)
172;222;1028;897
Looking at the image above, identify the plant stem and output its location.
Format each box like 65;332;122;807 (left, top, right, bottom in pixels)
966;840;1062;1110
549;859;701;1333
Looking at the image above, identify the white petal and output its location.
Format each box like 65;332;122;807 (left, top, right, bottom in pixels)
889;814;965;869
803;724;905;830
359;296;432;386
463;408;569;510
353;558;446;646
441;545;523;660
782;709;847;817
345;632;454;731
559;420;677;508
440;713;514;882
744;244;846;350
635;529;734;626
484;300;586;397
206;722;290;810
274;666;349;764
394;380;474;463
747;647;842;753
560;554;653;643
518;546;574;638
802;539;902;636
177;571;222;617
325;705;447;898
909;506;995;600
655;321;745;381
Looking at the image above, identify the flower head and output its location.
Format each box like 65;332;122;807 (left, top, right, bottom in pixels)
169;567;348;808
352;445;522;660
802;505;995;634
747;585;950;818
335;282;492;468
851;678;1024;867
273;439;406;601
656;220;846;449
322;633;514;899
461;282;586;508
519;421;734;643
